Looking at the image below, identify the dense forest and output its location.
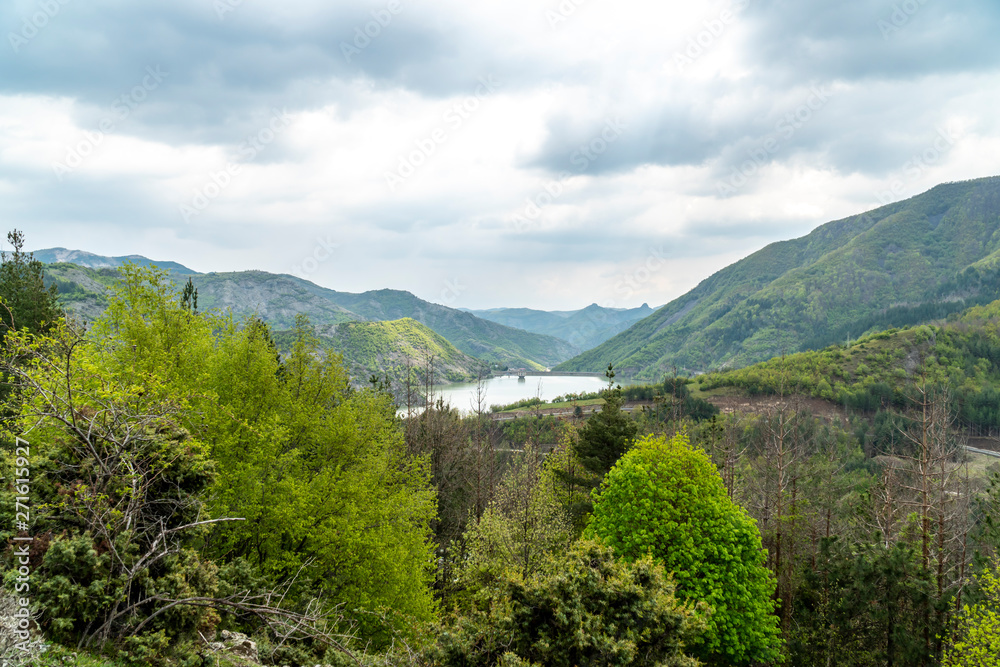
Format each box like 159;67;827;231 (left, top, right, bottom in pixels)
1;233;999;666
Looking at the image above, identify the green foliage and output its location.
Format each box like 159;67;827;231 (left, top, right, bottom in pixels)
495;414;567;446
586;433;782;666
943;561;1000;667
429;540;706;667
41;261;576;371
544;433;602;535
179;276;198;313
295;317;486;390
574;380;638;475
971;470;1000;567
623;377;720;423
490;396;545;412
321;289;578;369
790;538;938;667
0;229;61;337
0;356;220;655
31;532;123;643
462;445;571;585
699;299;1000;435
8;265;438;652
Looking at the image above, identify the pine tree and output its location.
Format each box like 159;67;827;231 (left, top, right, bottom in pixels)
573;364;638;474
0;230;61;337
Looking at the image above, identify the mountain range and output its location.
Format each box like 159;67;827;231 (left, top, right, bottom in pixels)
466;303;656;351
558;176;1000;378
35;175;1000;384
299;317;487;388
41;262;577;371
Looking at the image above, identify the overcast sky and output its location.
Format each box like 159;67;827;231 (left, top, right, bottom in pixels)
3;0;999;310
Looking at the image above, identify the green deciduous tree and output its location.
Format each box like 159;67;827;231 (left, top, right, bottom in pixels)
11;264;438;649
943;560;1000;667
429;540;706;667
462;444;571;585
544;431;601;535
586;433;782;666
1;322;223;655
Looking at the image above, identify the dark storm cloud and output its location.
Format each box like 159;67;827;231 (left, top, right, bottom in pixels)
742;0;1000;82
0;0;537;144
526;0;1000;182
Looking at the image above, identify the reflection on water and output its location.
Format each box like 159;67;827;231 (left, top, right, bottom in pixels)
402;375;609;416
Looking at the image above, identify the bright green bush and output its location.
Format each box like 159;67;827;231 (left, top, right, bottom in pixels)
943;561;1000;667
586;433;782;666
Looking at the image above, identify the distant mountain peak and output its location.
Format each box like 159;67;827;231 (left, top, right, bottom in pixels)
34;248;196;274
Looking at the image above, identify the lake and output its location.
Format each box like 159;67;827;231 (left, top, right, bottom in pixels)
409;374;610;415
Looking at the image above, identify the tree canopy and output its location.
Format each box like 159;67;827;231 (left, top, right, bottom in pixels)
943;561;1000;667
574;366;638;474
3;265;438;656
586;432;782;666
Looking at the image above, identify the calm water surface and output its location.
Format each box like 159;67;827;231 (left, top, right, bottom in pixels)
410;375;610;415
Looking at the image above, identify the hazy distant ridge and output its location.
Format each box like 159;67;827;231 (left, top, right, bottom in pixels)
467;303;656;350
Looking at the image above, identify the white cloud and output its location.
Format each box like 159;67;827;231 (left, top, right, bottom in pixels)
3;0;999;309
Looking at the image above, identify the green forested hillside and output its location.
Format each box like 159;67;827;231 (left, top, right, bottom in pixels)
320;288;579;369
7;240;1000;667
296;317;486;386
468;302;655;350
559;176;1000;378
41;263;576;370
41;263;118;322
33;247;195;272
697;298;1000;434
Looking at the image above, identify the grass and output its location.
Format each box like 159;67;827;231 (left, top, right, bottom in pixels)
964;451;1000;481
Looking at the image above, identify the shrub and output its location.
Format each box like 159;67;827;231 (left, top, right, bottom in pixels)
586;433;782;666
429;540;705;667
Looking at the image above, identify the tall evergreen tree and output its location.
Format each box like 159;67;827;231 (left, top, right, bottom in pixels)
573;364;638;474
0;230;61;337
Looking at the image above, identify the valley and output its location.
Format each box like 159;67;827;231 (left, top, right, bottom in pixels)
18;175;1000;667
